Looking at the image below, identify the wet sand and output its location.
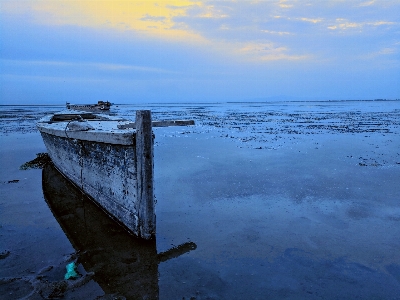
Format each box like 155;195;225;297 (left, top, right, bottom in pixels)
1;101;399;299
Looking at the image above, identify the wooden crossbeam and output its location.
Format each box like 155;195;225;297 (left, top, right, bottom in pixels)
117;120;195;129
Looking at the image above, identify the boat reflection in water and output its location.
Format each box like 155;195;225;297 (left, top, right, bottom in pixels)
42;163;196;299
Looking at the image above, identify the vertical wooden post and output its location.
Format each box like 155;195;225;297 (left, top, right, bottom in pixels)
136;110;155;239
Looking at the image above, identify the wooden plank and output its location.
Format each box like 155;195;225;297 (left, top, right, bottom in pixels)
152;120;195;127
135;110;155;239
117;123;136;129
117;119;195;129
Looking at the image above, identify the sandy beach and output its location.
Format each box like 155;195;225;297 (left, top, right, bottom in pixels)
1;101;399;299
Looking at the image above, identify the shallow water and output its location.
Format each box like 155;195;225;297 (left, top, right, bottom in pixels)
0;101;399;299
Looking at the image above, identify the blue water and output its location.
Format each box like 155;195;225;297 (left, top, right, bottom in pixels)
0;100;399;299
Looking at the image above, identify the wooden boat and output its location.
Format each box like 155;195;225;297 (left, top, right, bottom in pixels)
42;162;196;298
66;100;112;111
37;109;194;239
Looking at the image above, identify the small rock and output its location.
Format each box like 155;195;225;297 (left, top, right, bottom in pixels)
37;280;68;299
0;250;10;259
20;153;51;170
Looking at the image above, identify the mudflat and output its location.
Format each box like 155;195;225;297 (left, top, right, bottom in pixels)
1;101;399;299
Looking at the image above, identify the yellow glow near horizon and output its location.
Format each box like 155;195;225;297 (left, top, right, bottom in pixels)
1;0;313;63
27;0;205;42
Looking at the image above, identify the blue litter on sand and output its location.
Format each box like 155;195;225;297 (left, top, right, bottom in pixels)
64;262;79;280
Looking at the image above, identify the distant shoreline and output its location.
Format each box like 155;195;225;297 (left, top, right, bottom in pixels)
0;99;399;107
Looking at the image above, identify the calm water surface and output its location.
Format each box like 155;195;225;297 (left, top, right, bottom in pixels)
0;101;399;299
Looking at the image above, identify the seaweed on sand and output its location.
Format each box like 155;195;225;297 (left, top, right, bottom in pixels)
20;153;51;170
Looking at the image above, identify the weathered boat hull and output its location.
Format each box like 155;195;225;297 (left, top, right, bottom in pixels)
66;101;112;111
37;110;155;239
67;105;110;111
40;132;140;231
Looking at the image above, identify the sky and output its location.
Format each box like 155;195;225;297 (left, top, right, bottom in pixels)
0;0;399;104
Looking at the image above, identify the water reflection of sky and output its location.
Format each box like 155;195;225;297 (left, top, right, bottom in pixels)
0;101;399;299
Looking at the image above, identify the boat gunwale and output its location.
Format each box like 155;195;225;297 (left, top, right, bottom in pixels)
37;110;135;145
37;124;135;145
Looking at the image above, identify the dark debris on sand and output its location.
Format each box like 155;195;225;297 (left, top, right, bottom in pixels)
20;153;51;170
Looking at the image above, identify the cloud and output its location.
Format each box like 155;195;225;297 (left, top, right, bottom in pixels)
370;21;396;26
327;18;397;31
279;0;293;9
327;19;363;30
1;0;399;92
0;59;176;74
195;5;229;19
140;14;167;23
378;48;396;55
261;30;292;36
298;18;323;24
4;0;205;41
358;0;376;7
357;38;399;62
237;42;308;61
